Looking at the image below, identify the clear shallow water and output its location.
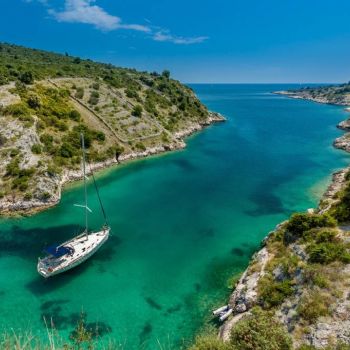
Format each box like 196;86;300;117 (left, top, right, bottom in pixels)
0;84;349;349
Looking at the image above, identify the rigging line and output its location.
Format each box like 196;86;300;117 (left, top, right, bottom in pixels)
88;163;109;227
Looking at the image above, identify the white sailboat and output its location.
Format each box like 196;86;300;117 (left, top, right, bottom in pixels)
37;134;110;278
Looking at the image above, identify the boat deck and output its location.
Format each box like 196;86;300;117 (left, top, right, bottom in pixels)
38;228;109;277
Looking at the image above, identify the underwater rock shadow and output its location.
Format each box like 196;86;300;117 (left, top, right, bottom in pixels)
139;321;153;346
40;301;112;338
172;158;197;172
144;296;162;311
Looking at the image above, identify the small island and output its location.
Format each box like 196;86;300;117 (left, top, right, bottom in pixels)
0;43;224;215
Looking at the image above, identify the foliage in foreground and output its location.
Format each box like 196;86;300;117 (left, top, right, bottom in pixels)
189;308;292;350
0;314;121;350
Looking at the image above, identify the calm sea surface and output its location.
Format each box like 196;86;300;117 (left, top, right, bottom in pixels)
0;84;349;349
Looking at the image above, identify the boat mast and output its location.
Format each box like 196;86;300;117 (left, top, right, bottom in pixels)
81;133;88;236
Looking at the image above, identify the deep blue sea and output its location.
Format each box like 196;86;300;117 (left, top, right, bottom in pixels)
0;84;349;349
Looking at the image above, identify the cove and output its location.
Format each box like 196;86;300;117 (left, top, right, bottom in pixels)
0;84;349;349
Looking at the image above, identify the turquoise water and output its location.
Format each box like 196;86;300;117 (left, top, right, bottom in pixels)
0;84;349;349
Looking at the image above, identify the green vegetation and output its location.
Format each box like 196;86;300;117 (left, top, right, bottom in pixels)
258;276;294;309
297;290;331;323
284;212;336;244
0;42;220;207
230;308;292;350
132;104;143;117
189;308;292;350
0;42;209;130
189;333;231;350
331;180;350;221
0;313;120;350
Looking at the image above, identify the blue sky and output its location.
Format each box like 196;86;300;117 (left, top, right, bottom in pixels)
1;0;350;83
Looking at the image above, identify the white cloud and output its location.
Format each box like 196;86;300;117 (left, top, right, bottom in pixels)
27;0;207;45
152;31;208;45
48;0;150;32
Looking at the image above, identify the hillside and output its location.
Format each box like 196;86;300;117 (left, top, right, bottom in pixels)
275;83;350;106
0;43;224;214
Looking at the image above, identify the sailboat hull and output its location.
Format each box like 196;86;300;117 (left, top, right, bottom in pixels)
37;228;110;278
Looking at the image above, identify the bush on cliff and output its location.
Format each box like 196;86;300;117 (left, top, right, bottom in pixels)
258;276;294;309
332;183;350;222
230;308;292;350
307;241;350;264
189;334;232;350
284;213;336;244
297;291;332;323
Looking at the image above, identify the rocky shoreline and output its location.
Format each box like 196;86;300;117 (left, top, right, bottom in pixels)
274;90;350;106
217;96;350;347
218;165;350;342
0;111;225;216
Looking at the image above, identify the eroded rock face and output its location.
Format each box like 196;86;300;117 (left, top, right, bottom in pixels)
229;248;269;312
337;119;350;131
304;266;350;348
219;247;270;340
334;135;350;153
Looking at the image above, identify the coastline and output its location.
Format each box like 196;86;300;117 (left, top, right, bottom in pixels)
217;95;350;344
274;90;350;106
0;111;225;217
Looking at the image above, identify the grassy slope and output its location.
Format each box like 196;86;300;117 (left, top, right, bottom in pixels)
0;43;220;212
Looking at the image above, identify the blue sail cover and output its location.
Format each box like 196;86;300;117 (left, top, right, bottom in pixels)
45;245;74;258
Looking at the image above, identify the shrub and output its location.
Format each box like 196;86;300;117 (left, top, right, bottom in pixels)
41;192;51;201
303;266;330;288
18;71;33;84
75;87;84;99
4;102;30;117
284;213;336;244
88;91;99;105
60;142;75;158
314;229;338;243
297;291;331;323
0;135;7;146
307;242;350;264
162;69;170;79
69;110;81;121
332;183;350;222
135;142;146;151
94;131;105;142
31;144;42;154
230;308;292;350
258;276;294;309
24;192;32;201
26;93;41;109
132;105;143;117
189;334;231;350
92;82;100;90
125;88;138;99
6;158;20;176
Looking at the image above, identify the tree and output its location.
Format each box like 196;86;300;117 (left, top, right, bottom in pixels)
162;70;170;79
73;57;81;64
132;105;143;117
69;110;81;121
19;71;33;84
27;93;41;109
